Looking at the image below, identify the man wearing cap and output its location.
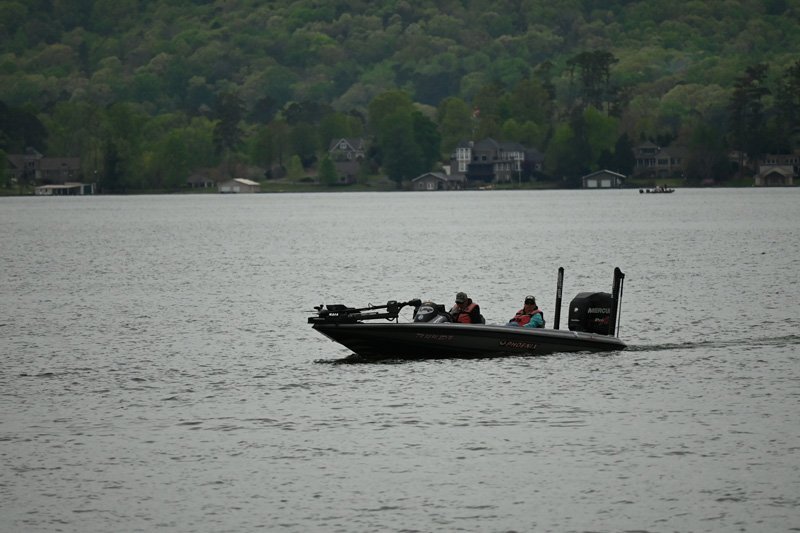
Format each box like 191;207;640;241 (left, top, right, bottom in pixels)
507;295;545;328
449;292;483;324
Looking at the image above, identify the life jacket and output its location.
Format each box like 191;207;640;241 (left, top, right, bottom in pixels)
452;301;480;323
512;307;545;327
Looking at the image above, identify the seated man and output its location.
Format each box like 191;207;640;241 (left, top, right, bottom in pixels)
507;295;545;328
449;292;483;323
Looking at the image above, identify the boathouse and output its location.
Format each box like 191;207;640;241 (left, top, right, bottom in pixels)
582;170;626;189
755;165;795;186
218;178;260;193
35;183;95;195
412;172;466;191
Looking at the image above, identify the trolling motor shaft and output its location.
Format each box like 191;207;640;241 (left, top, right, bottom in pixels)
309;299;421;324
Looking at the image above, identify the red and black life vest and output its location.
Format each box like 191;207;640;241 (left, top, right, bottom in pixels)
452;301;480;323
511;307;544;327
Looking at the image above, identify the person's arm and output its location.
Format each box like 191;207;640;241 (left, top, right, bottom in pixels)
470;305;483;323
524;313;544;328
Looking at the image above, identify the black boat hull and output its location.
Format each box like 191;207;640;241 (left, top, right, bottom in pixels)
313;322;626;360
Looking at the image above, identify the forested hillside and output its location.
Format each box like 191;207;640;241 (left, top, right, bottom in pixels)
1;0;799;190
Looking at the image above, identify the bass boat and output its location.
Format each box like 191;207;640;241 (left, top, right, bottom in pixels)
639;186;675;194
308;268;627;360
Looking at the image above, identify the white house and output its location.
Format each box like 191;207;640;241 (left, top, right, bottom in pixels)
218;178;260;193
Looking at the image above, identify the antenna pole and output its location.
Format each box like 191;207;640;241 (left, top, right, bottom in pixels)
609;267;625;336
553;266;564;330
616;275;625;337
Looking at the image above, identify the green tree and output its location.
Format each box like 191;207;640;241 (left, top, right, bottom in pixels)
683;122;729;184
248;95;278;123
0;101;48;153
0;149;8;188
101;102;149;188
545;110;594;186
774;59;800;151
318;112;362;149
149;130;192;190
45;101;102;165
249;125;277;173
611;133;635;176
283;100;333;126
437;96;473;154
212;92;243;158
89;0;138;33
728;63;770;176
412;111;441;173
289;122;318;167
501;119;545;150
101;139;124;193
318;155;339;185
506;78;553;126
584;106;618;166
544;123;577;179
379;110;423;187
368;90;414;132
286;154;304;181
567;50;619;112
472;83;505;127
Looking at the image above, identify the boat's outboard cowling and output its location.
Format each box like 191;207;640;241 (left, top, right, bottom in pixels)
413;302;452;323
568;292;613;335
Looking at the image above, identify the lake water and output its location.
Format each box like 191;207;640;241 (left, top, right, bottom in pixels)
1;189;798;532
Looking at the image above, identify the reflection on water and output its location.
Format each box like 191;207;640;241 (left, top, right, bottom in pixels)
1;189;799;532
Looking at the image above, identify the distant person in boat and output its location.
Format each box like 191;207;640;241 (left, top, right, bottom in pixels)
507;295;545;328
449;292;483;323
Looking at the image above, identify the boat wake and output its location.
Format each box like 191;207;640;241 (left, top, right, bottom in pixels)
314;354;413;365
314;349;617;365
627;333;800;353
314;335;799;363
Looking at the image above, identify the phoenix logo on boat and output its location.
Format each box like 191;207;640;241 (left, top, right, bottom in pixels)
499;340;537;350
415;333;454;341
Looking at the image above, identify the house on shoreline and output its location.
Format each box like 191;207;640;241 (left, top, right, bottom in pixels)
7;149;82;185
633;142;686;179
7;148;94;194
328;138;366;185
450;138;544;185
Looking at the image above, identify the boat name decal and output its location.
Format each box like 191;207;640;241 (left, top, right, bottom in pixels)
499;340;537;350
415;333;454;341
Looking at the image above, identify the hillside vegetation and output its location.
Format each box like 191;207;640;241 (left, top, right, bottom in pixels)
1;0;799;190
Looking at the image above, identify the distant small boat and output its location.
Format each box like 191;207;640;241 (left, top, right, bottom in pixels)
640;186;675;194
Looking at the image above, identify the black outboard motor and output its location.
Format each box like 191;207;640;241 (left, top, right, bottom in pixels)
413;302;452;323
568;292;613;335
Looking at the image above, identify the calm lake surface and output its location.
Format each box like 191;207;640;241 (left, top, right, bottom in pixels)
1;189;798;532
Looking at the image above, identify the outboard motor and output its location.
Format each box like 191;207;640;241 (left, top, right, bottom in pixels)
568;292;614;335
413;302;452;323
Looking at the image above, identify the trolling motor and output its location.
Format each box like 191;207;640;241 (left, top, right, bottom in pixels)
308;299;422;324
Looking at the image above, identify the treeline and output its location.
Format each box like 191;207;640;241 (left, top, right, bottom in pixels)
1;1;799;190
